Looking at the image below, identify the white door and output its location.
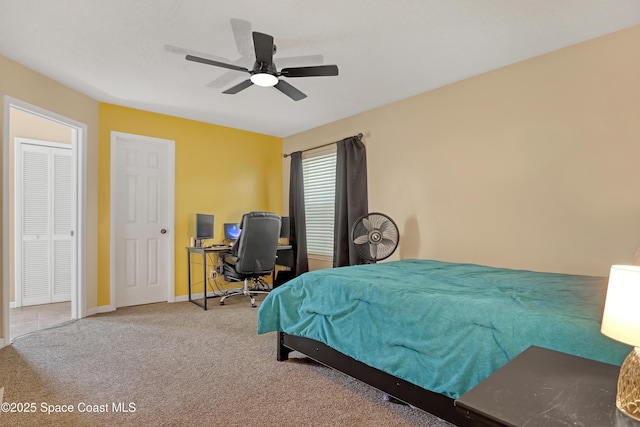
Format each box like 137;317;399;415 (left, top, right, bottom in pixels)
15;140;72;306
111;133;175;307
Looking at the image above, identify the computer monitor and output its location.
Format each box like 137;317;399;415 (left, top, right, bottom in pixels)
195;213;214;246
224;223;241;241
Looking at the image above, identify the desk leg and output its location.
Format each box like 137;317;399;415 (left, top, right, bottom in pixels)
203;252;208;310
187;249;192;303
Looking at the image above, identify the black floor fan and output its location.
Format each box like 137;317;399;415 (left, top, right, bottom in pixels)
351;212;400;263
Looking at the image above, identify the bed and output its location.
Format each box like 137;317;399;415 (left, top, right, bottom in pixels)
257;259;630;425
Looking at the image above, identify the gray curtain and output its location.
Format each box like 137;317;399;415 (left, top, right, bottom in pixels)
289;151;309;276
333;136;368;267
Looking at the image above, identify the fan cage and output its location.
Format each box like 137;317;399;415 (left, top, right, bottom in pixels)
351;212;400;262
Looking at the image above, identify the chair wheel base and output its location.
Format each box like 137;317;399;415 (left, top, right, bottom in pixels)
219;279;270;308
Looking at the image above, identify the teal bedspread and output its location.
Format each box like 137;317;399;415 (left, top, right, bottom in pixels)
257;259;630;399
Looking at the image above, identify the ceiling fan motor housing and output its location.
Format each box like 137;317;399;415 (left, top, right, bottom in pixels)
250;61;278;86
252;61;276;75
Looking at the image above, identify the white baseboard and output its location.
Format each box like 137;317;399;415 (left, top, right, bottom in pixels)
85;293;242;314
85;305;116;317
173;290;237;303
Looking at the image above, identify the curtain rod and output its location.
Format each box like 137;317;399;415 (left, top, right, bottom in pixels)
283;133;363;158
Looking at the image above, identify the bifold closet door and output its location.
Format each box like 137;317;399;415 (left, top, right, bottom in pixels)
18;141;72;306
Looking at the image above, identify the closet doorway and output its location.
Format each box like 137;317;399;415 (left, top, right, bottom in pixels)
2;98;87;342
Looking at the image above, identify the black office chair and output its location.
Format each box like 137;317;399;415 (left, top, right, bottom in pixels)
219;212;281;307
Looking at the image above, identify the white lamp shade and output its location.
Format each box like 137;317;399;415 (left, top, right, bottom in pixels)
601;265;640;347
250;73;278;87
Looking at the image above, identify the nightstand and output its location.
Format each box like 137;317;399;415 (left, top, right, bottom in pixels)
454;345;640;427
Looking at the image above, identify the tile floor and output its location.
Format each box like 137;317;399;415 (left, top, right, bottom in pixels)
10;301;71;341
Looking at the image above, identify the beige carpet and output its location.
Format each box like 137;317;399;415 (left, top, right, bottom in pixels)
0;297;453;426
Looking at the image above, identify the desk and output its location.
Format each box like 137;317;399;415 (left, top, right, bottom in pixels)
186;246;232;310
454;346;640;427
186;245;292;310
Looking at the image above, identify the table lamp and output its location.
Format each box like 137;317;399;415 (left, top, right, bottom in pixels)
601;265;640;421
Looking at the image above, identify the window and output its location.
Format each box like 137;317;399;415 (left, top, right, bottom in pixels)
302;151;336;257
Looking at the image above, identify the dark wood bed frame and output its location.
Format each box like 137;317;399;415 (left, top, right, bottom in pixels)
277;331;472;426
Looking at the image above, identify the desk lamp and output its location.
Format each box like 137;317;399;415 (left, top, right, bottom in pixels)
601;265;640;421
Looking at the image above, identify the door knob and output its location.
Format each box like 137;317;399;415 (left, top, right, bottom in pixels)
160;229;167;234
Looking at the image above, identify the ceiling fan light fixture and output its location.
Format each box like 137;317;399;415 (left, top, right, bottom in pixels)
250;73;278;87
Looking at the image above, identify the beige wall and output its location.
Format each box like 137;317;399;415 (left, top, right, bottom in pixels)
9;108;73;303
1;54;100;341
283;25;640;277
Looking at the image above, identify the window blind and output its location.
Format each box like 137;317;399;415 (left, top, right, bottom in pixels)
302;151;337;257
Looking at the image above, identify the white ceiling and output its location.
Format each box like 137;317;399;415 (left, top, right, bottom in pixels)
1;1;639;137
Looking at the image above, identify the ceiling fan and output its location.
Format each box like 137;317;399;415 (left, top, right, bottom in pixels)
186;31;339;101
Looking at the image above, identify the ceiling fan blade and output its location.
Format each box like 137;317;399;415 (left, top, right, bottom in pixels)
274;54;324;69
274;80;307;101
280;65;339;78
253;32;274;64
223;79;253;94
186;55;249;73
206;71;245;89
165;44;231;64
230;18;253;57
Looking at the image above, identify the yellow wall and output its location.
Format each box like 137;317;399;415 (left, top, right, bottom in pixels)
0;54;100;342
98;104;282;306
284;25;640;277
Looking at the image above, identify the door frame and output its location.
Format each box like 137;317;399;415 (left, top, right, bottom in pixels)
14;138;73;307
109;131;175;309
2;96;87;344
